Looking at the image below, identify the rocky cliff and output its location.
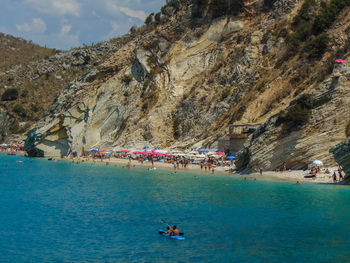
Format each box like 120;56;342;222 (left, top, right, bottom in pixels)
23;0;350;170
0;33;126;140
330;138;350;182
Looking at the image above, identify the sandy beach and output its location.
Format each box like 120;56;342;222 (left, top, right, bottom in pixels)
62;155;341;184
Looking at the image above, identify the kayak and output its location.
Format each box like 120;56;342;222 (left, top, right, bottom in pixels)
158;229;185;240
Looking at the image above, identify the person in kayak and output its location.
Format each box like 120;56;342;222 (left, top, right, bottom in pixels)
170;225;180;236
165;226;172;235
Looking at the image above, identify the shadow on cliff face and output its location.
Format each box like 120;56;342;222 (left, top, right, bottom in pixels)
235;147;251;172
24;128;70;157
24;129;44;157
330;138;350;184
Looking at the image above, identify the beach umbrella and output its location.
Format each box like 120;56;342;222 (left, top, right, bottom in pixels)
335;59;346;63
312;160;323;167
226;156;236;160
99;150;107;153
143;146;149;149
90;149;98;153
217;152;224;155
72;151;78;154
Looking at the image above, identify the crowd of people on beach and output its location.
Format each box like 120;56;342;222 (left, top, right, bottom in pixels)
1;141;347;184
0;143;24;154
307;165;344;182
75;149;234;174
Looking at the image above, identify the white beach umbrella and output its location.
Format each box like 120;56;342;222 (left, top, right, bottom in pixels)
312;160;323;167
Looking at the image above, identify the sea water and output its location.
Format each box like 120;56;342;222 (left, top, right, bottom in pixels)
0;154;349;262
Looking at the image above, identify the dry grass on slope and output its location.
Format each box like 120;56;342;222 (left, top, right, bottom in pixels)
0;33;56;71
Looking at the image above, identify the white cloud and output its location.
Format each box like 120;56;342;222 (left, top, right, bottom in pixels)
60;25;72;34
105;21;120;40
103;1;147;21
105;1;120;15
55;24;79;47
25;0;80;17
119;7;147;21
16;18;46;33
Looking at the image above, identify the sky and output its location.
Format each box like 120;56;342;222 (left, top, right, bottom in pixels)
0;0;165;50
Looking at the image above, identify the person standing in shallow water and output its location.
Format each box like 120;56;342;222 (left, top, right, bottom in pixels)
338;169;343;182
333;171;337;183
259;168;263;175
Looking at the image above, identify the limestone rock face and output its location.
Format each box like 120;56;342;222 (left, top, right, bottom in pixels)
23;1;350;166
330;138;350;183
237;72;350;171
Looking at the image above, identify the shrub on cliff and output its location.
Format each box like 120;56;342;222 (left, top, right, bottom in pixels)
346;122;350;137
154;12;161;22
304;33;330;59
145;13;154;25
13;104;26;117
312;0;350;35
192;0;210;17
276;94;332;132
210;0;244;18
1;88;18;101
276;94;313;130
161;0;181;15
121;74;133;85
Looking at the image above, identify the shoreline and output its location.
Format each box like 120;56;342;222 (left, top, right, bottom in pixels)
1;151;343;184
61;155;341;184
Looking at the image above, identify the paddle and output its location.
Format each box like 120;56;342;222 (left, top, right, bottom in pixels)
161;219;184;236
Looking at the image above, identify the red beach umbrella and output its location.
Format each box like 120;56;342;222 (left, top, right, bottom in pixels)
335;59;346;63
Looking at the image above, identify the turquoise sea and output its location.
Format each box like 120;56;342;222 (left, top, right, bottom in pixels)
0;154;350;262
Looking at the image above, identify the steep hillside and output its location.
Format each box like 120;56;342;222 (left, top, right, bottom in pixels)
0;33;55;71
0;33;132;141
24;0;350;170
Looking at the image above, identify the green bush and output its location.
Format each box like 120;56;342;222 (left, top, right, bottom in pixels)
210;0;244;18
221;87;231;99
161;0;181;15
154;12;161;22
21;89;28;98
121;74;133;85
193;0;210;17
263;0;275;9
9;121;19;134
304;33;330;59
276;94;332;131
30;103;39;113
312;95;331;107
346;122;350;137
83;55;91;65
312;0;350;35
13;104;26;117
145;13;154;25
276;94;313;129
292;0;316;28
1;88;18;101
277;104;311;129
